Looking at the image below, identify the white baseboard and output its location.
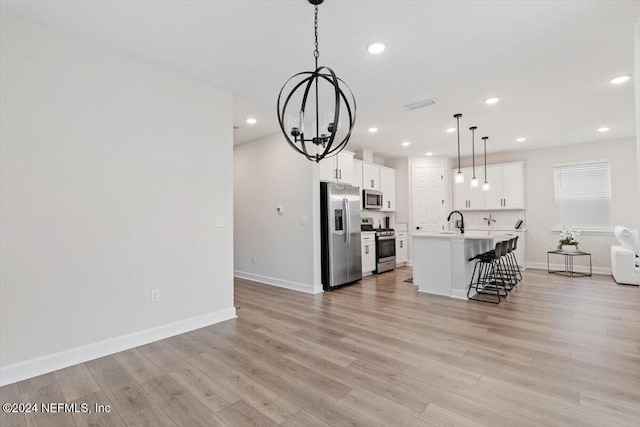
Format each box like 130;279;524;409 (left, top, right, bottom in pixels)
526;262;610;275
450;289;469;300
0;307;236;387
234;270;318;294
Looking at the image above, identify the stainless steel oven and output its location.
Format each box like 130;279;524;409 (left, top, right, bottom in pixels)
375;230;396;273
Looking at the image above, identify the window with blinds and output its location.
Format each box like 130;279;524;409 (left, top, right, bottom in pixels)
553;160;612;231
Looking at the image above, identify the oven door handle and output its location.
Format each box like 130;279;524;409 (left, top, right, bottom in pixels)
377;235;396;241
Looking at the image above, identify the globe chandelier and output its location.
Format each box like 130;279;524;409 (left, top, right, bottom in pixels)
277;0;356;162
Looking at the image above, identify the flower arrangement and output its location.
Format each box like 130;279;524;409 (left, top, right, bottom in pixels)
558;226;580;250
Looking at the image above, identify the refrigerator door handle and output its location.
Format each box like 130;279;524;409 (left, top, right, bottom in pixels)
344;198;351;247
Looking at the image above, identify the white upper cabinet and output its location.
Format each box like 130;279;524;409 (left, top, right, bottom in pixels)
379;167;396;212
452;168;483;210
452;162;524;210
352;159;363;189
319;151;354;184
501;163;524;209
483;165;504;210
362;163;381;191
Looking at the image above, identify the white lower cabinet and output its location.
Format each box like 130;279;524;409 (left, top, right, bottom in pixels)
395;231;408;265
361;232;376;275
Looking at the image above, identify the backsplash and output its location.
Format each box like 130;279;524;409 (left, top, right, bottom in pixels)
458;209;526;231
360;210;396;229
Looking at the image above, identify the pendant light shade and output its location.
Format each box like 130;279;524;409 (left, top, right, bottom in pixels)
482;136;490;191
470;126;479;188
277;0;356;162
454;114;464;184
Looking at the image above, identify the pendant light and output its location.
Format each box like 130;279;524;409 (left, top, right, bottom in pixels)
482;136;490;191
454;114;464;184
470;126;479;188
277;0;356;163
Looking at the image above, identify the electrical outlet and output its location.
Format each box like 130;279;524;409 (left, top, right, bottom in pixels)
251;255;256;263
151;289;160;303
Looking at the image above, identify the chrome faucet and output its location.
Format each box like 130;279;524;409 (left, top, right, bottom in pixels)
483;213;496;227
447;211;464;234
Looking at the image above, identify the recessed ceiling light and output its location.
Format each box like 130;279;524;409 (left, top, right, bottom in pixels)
446;128;456;133
402;141;411;147
516;137;526;142
485;97;500;105
610;75;630;85
425;152;433;156
597;127;610;132
245;118;257;125
367;42;385;54
368;127;378;133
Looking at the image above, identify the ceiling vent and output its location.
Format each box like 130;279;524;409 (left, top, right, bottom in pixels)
404;98;436;111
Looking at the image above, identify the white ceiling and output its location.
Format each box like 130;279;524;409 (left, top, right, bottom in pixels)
2;0;638;159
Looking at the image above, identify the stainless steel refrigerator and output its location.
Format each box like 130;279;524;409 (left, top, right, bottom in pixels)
320;182;362;290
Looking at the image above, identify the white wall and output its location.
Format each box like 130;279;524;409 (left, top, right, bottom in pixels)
234;133;320;293
0;13;235;384
635;19;640;230
459;137;638;272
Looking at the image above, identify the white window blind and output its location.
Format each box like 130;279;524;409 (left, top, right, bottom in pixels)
553;161;612;231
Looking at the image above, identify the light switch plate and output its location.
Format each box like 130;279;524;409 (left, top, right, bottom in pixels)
215;216;225;227
299;216;309;225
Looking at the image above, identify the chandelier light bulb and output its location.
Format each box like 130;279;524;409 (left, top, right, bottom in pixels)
471;177;479;188
482;181;490;191
455;171;465;184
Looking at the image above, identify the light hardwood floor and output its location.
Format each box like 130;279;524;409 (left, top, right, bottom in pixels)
2;267;639;426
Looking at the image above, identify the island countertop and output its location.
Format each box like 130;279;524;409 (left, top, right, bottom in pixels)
412;231;516;241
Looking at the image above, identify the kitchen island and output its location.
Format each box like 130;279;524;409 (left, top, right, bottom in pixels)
412;231;514;299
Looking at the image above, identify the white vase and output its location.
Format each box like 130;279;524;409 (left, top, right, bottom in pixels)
561;245;578;253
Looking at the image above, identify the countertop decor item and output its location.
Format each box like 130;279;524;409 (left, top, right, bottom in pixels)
558;226;580;251
277;0;356;163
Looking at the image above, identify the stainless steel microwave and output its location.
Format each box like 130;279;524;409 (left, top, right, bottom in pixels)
363;189;383;210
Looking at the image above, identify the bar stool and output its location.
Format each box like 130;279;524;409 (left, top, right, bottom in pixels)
467;241;509;304
510;236;523;283
500;237;522;288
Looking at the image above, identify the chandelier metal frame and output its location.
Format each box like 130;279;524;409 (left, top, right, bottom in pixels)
277;0;356;163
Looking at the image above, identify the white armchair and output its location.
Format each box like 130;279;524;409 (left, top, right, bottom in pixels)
610;226;639;286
